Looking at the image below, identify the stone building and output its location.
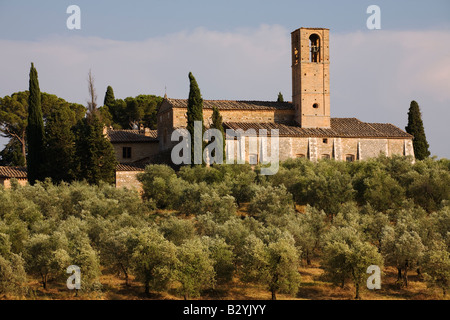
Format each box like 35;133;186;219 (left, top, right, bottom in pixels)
106;125;158;190
0;166;28;188
157;27;414;164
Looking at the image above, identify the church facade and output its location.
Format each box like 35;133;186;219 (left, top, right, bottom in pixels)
156;27;414;164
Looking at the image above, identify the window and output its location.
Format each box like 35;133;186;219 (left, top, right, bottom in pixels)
346;154;355;162
321;154;330;160
313;103;319;109
249;153;258;165
323;138;328;144
296;154;306;159
309;34;320;62
123;147;132;159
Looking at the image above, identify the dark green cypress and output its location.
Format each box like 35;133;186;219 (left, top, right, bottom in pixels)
26;62;45;185
405;100;430;160
277;92;284;103
73;114;117;185
44;104;76;183
211;106;226;162
103;85;115;107
186;72;204;164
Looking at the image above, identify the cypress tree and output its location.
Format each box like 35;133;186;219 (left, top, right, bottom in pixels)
73;114;117;185
186;72;204;164
44;104;76;183
103;85;115;107
26;62;45;185
277;92;284;102
211;106;226;162
405;100;430;160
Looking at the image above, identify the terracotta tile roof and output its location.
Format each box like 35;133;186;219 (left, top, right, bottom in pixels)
116;163;146;172
166;98;294;111
0;166;27;179
107;129;158;143
224;118;412;138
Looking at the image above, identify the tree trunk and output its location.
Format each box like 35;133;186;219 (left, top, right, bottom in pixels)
271;289;277;300
120;264;129;286
397;267;402;281
404;261;409;287
145;282;150;295
20;135;26;166
340;278;345;288
306;249;311;266
355;283;360;300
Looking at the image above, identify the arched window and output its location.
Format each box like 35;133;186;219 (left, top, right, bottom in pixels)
309;34;320;62
296;154;306;158
346;154;355;162
321;154;330;160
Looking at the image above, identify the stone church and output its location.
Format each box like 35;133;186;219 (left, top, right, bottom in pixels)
109;27;414;188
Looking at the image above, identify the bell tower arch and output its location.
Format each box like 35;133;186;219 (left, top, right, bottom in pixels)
291;28;330;128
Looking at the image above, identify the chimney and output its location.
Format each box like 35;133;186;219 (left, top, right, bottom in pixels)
144;127;151;137
102;126;108;136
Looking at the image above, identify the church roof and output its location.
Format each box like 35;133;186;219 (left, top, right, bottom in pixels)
224;118;412;139
107;129;158;143
0;166;27;179
165;98;294;111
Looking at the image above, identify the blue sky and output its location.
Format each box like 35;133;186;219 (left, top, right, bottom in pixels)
0;0;449;158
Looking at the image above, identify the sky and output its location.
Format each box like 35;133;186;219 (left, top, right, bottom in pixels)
0;0;449;158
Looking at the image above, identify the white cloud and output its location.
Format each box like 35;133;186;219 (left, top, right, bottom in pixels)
0;25;449;157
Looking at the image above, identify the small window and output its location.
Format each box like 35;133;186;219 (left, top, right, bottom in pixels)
321;154;330;160
323;138;328;144
296;154;306;158
123;147;132;159
249;153;258;165
313;103;319;109
346;154;355;162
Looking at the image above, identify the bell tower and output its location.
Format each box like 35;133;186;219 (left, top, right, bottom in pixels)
291;28;330;128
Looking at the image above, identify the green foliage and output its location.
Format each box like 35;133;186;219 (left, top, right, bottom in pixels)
323;226;383;299
186;72;205;163
405;100;430;160
138;165;188;209
103;86;115;107
422;240;450;297
210;106;225;161
26;63;45;184
0;138;25;166
175;237;216;299
0;233;28;296
131;227;178;294
277;92;284;102
248;184;295;222
103;94;162;129
73;115;117;185
242;233;301;300
44;103;76;183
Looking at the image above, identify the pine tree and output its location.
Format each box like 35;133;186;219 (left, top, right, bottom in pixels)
26;62;45;185
103;85;115;107
44;104;76;183
405;100;430;160
186;72;204;164
210;106;226;162
277;92;284;103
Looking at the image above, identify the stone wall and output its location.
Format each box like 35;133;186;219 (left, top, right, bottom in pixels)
224;135;414;164
113;142;159;163
115;171;143;192
0;178;28;189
